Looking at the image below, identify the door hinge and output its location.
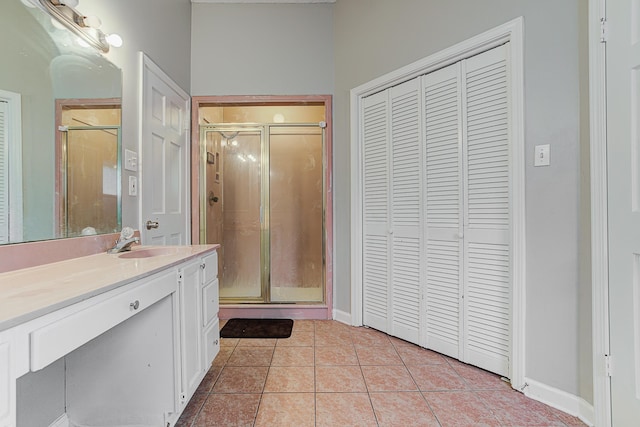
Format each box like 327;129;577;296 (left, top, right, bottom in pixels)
604;354;613;377
600;18;608;43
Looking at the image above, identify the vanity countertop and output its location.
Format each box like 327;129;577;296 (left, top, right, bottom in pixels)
0;244;220;332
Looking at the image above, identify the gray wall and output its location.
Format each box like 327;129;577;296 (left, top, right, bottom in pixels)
333;0;590;401
82;0;192;229
190;3;334;95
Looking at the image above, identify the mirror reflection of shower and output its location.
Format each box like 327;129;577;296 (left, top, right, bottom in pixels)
57;100;122;238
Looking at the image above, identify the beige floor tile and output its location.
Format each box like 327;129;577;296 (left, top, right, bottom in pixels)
212;366;268;393
315;345;358;365
361;365;418;391
315;365;367;392
356;344;403;365
276;331;315;347
193;393;260;427
423;391;501;426
264;366;315;392
226;346;274;366
316;393;377;427
255;393;315;427
271;346;314;366
370;392;440;426
408;364;468;391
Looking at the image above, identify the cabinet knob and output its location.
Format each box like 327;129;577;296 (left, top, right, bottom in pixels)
130;300;140;310
201;263;206;269
214;339;219;345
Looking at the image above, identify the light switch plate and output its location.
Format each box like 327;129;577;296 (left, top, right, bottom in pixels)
125;149;138;172
534;144;550;167
128;176;137;196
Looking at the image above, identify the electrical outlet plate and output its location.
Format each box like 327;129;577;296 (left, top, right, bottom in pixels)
125;149;138;172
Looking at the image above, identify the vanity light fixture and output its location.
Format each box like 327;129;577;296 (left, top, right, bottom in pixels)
37;0;119;53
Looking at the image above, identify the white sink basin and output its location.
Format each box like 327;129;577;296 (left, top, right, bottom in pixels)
118;247;180;259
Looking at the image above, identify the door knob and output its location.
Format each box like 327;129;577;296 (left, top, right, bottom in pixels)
208;191;219;206
146;220;159;230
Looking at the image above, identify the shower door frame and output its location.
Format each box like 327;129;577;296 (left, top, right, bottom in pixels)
191;95;333;319
200;123;326;304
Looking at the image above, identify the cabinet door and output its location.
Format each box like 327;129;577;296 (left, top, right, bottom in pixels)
0;333;14;427
179;260;203;404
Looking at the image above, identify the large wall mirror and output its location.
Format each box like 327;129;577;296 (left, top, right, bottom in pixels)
0;0;122;245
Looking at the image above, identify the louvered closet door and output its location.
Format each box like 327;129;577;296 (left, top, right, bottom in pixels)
462;44;510;376
0;101;8;243
389;78;422;344
362;90;391;333
422;64;464;358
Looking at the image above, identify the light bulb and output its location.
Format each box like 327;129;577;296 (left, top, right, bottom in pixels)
105;33;123;48
83;15;102;28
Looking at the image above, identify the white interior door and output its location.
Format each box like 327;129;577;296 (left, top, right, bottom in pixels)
139;54;190;245
606;0;640;422
461;44;511;377
423;63;464;359
362;90;390;333
389;78;423;344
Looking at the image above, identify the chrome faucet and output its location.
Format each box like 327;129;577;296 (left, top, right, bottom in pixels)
108;227;140;254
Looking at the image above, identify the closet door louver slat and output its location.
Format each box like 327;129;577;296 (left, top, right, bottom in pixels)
389;78;422;344
423;64;463;358
362;91;390;332
462;44;511;377
0;102;8;244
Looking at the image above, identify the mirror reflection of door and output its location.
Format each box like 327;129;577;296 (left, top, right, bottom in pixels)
55;99;121;238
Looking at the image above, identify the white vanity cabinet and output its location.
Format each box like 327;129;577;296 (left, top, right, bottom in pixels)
0;245;220;427
178;260;205;407
177;252;220;408
201;251;220;368
0;331;16;427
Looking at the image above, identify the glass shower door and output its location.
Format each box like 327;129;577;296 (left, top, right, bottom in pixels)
269;126;324;302
205;129;264;301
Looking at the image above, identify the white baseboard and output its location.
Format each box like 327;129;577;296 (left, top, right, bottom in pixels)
524;377;595;426
332;308;352;325
49;413;69;427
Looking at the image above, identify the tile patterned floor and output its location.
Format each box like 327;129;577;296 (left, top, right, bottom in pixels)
176;320;587;427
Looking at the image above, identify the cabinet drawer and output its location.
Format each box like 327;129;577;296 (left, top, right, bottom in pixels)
202;279;219;327
203;319;220;367
30;270;177;371
202;251;218;284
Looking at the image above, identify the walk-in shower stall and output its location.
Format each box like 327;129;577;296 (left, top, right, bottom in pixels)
199;107;327;304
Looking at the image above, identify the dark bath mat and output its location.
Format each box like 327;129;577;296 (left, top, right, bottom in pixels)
220;318;294;339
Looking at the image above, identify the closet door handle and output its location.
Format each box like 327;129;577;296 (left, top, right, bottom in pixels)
457;232;464;239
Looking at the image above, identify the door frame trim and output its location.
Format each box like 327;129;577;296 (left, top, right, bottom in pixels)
588;0;611;425
190;95;334;317
349;18;526;388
